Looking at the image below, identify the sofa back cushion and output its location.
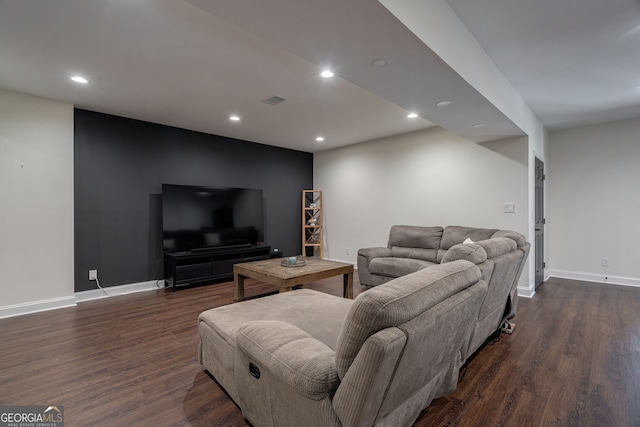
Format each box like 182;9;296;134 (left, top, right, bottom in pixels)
492;230;527;247
437;226;499;262
441;243;488;265
475;237;517;259
334;260;481;379
387;225;443;262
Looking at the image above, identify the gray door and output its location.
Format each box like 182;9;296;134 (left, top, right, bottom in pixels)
535;157;545;287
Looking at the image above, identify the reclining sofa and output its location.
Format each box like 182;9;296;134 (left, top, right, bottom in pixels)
358;225;530;357
199;260;487;427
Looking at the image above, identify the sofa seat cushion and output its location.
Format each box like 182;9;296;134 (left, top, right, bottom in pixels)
369;257;436;278
199;289;352;352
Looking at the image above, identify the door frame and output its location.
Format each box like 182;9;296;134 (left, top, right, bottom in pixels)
534;157;545;287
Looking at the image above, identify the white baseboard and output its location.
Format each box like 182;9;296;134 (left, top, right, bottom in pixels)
517;285;535;298
75;279;163;303
517;271;552;299
0;280;164;319
549;269;640;288
0;296;77;320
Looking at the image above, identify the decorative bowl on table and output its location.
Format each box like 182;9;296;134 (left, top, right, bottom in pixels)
281;256;306;267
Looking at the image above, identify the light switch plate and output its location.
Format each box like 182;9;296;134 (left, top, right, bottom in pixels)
503;203;515;213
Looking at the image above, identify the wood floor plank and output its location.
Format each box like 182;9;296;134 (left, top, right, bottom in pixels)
415;278;640;427
1;276;639;426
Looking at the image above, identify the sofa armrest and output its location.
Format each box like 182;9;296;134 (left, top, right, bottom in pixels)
441;243;488;265
357;246;392;261
475;237;517;258
236;320;339;399
357;247;393;287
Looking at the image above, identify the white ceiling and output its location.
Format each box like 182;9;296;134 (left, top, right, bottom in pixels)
446;0;640;130
1;0;638;153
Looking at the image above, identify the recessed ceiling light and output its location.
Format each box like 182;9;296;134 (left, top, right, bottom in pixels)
436;101;451;107
229;115;240;121
472;123;485;128
407;113;418;119
70;75;88;84
315;136;325;142
320;70;334;78
371;58;388;68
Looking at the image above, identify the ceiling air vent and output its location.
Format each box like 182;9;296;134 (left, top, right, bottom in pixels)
262;95;287;106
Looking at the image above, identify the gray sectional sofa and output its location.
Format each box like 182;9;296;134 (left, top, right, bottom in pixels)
358;224;530;357
199;260;487;427
197;225;530;426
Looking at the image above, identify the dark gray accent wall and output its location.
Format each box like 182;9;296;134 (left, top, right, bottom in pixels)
74;109;313;291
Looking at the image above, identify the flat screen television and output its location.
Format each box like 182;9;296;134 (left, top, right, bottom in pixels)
162;184;264;253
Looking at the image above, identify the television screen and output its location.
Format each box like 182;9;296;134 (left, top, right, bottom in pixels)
162;184;264;253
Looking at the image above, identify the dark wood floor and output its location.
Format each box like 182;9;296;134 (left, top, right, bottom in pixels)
1;275;638;426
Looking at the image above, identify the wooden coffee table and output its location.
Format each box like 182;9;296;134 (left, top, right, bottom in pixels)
233;257;353;301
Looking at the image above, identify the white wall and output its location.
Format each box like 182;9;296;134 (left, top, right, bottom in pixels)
0;88;75;316
314;127;530;289
548;117;640;286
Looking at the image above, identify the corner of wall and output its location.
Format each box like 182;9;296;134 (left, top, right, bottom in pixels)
0;88;74;308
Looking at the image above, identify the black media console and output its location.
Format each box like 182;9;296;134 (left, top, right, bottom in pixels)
164;245;271;291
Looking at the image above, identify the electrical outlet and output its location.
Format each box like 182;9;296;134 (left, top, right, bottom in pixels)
89;269;98;280
601;258;609;267
345;247;350;255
